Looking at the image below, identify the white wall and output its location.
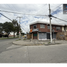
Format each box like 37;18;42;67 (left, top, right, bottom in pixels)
10;32;17;35
62;27;64;31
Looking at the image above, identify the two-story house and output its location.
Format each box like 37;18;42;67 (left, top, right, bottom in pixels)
29;21;65;40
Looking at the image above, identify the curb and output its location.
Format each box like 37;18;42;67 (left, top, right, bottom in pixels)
12;41;45;46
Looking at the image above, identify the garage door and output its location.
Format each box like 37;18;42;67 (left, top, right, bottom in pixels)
39;32;47;40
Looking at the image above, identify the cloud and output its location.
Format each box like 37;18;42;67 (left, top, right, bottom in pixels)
0;4;67;33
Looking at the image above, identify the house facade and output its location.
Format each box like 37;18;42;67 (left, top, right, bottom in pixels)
30;21;66;40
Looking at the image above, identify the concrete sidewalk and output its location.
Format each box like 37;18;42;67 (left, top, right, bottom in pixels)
13;39;67;46
13;40;46;46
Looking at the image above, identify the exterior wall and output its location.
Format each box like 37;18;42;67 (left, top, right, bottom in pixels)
38;23;49;32
52;25;62;32
30;23;64;40
30;23;62;33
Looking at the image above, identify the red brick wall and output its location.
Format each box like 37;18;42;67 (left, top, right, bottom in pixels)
52;25;62;32
30;23;62;32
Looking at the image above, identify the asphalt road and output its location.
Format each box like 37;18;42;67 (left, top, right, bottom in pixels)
0;38;18;53
0;39;67;63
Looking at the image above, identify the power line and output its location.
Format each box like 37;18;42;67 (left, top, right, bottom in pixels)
12;5;18;11
0;13;12;21
0;4;8;10
52;15;67;23
51;4;62;14
34;4;48;16
6;4;12;10
0;9;48;16
20;25;27;32
21;27;27;32
21;25;28;32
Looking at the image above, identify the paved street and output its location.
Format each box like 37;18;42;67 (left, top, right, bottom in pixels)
0;38;18;53
0;39;67;63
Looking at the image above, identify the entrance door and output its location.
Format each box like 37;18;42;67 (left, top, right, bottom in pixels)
33;32;37;39
47;33;50;39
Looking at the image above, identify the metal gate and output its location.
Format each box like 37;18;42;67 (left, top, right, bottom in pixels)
39;32;47;40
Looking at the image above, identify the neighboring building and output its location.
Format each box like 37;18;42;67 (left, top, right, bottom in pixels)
9;32;17;37
29;21;67;40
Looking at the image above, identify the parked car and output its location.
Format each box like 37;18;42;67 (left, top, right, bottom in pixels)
2;33;9;37
2;34;8;37
0;33;2;37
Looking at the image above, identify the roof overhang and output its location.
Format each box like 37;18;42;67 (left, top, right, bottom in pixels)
29;21;66;26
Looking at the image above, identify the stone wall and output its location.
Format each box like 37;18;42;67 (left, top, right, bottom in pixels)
56;32;67;40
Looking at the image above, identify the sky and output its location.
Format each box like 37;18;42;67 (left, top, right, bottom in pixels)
0;4;67;33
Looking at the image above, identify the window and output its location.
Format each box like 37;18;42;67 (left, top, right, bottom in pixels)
33;25;37;29
56;27;60;30
40;24;45;28
48;26;50;29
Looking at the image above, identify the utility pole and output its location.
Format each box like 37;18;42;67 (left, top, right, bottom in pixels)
49;4;52;43
16;16;22;39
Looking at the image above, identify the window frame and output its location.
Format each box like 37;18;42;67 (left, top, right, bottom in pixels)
33;25;37;29
56;27;60;30
53;26;55;28
48;25;50;29
40;24;45;28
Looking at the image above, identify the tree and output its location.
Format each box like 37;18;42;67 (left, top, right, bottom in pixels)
0;23;3;33
12;19;20;38
3;22;14;37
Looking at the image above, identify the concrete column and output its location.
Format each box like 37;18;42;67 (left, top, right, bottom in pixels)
32;33;33;39
37;32;39;40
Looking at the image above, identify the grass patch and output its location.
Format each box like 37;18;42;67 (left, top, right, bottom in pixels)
0;37;8;40
16;39;21;41
48;42;51;44
0;37;18;40
23;39;27;40
43;43;45;45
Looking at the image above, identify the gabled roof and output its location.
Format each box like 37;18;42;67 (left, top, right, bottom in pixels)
30;21;66;26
